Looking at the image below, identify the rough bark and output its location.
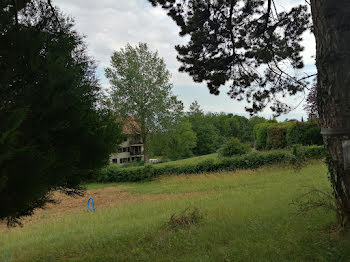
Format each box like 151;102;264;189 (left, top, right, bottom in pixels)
311;0;350;227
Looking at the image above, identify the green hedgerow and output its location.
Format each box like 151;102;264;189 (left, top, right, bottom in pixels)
93;146;325;183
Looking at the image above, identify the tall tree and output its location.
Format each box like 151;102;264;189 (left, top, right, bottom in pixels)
188;102;220;155
105;43;183;162
0;1;122;225
149;0;350;227
149;117;197;160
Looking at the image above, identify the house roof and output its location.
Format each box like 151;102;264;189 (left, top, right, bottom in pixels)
121;116;141;135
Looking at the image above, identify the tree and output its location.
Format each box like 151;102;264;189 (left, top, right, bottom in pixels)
188;103;220;155
105;43;183;162
189;100;202;114
0;1;122;225
149;117;197;160
249;116;267;130
149;0;350;226
228;115;252;142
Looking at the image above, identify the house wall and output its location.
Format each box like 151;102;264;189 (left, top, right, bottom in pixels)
109;136;144;164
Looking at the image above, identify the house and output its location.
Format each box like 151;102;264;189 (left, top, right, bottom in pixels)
109;117;144;164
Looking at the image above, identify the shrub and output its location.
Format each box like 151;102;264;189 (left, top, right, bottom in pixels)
305;126;323;145
93;146;325;183
219;137;251;157
286;122;323;146
290;144;325;170
162;208;203;231
253;121;277;149
266;122;293;149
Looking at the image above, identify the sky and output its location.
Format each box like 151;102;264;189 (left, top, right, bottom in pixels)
55;0;316;121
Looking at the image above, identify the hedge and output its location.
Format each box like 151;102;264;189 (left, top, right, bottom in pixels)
93;145;326;183
253;121;277;150
266;122;294;149
286;122;323;146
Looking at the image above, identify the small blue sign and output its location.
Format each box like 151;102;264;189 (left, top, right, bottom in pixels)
87;197;95;211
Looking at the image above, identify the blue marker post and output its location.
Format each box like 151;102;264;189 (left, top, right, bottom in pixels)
87;197;95;211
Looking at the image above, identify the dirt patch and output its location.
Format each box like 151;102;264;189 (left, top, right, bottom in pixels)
0;186;208;231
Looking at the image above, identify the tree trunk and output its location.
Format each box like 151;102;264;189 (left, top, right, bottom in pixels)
311;0;350;227
142;133;149;163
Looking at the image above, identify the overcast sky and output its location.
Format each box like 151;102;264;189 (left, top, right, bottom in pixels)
55;0;316;121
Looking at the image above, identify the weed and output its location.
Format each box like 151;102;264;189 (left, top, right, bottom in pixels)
162;208;204;231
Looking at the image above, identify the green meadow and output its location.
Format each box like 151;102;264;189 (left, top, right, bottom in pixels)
1;160;350;262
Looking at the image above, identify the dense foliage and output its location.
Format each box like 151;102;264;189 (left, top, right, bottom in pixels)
0;1;122;225
266;122;293;149
95;146;325;183
219;138;251;157
254;121;322;150
149;117;196;160
187;109;220;156
286;122;323;147
148;100;269;159
253;121;277;149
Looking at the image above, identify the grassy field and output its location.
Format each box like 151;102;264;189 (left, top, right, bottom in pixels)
1;160;350;262
155;153;218;166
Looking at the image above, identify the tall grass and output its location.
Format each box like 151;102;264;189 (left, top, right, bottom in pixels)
1;161;350;261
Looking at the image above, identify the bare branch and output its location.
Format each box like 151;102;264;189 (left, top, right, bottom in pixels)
47;0;60;27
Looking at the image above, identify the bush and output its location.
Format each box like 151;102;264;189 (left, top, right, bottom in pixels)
290;144;326;170
305;126;323;145
266;122;293;149
93;146;325;183
219;137;251;157
253;121;277;149
286;122;323;146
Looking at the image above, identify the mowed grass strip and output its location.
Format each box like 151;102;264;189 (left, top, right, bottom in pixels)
2;161;350;262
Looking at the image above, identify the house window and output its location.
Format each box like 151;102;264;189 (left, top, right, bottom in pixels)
120;158;129;164
124;136;128;142
112;159;118;163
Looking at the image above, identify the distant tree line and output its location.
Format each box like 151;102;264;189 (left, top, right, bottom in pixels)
149;101;323;160
149;101;265;160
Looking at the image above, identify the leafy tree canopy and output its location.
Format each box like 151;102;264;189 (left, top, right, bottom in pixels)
149;117;196;160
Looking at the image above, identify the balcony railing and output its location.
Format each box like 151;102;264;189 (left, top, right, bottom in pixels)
130;151;144;156
130;140;143;145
